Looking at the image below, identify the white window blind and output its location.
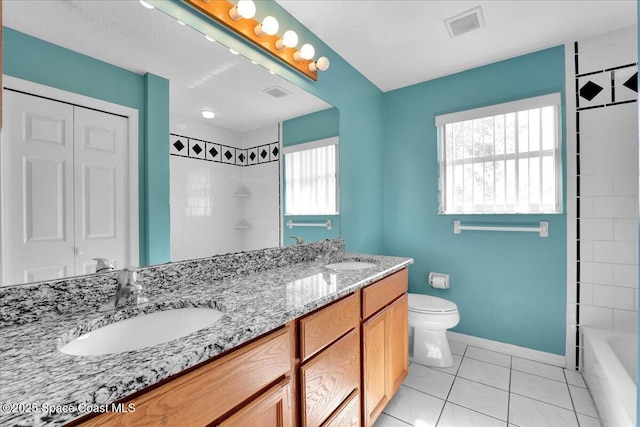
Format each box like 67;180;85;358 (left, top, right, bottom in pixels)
436;93;562;214
284;137;339;215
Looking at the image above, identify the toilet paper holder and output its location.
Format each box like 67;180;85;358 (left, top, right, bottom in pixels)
429;272;450;289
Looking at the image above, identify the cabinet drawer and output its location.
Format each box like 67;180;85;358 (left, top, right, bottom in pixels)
79;325;292;427
362;269;408;319
321;389;360;427
300;292;359;361
301;328;360;427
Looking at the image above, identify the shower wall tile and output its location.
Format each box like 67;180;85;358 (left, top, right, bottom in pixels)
612;309;638;333
579;304;613;329
569;25;638;364
591;284;635;310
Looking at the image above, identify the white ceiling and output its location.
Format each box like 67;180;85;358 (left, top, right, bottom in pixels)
2;0;330;132
277;0;637;92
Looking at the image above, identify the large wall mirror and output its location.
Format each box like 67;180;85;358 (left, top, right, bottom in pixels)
1;0;340;286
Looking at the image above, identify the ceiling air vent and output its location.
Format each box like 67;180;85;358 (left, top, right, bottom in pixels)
444;6;485;38
263;85;292;98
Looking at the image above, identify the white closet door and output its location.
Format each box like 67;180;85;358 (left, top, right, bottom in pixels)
2;91;133;285
73;107;130;275
2;90;75;284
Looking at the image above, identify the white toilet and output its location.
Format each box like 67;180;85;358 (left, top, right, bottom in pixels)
408;293;460;368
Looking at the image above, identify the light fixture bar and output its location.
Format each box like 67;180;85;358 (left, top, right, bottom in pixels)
183;0;318;80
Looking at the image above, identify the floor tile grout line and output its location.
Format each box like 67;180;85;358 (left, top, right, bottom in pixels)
380;412;412;426
510;389;583;414
511;367;572;385
433;344;469;427
443;401;511;424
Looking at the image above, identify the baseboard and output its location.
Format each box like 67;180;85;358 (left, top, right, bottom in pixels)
447;331;566;367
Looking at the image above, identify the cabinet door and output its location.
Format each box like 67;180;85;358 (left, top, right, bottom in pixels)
219;379;292;427
301;328;360;427
388;294;408;395
362;309;389;427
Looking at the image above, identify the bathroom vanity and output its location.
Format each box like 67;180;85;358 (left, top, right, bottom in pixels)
0;240;412;426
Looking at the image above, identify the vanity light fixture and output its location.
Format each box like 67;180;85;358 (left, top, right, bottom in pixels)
293;43;314;62
139;0;155;9
254;16;279;37
309;56;330;72
201;110;216;119
183;0;330;80
228;0;255;21
275;30;298;50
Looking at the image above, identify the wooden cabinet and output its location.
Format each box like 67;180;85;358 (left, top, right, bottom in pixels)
77;324;294;427
219;379;292;427
361;270;409;427
299;292;361;427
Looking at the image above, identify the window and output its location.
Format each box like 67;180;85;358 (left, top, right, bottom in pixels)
284;137;339;215
436;93;562;214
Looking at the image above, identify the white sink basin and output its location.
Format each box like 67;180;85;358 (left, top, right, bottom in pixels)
60;307;223;356
325;261;377;270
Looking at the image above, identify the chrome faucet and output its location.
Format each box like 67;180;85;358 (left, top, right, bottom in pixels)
94;258;114;273
317;239;337;260
98;267;148;312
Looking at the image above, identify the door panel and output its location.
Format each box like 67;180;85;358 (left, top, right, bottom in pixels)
24;157;67;242
74;106;129;273
3;90;74;284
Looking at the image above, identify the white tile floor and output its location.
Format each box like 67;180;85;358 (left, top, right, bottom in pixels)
374;340;602;427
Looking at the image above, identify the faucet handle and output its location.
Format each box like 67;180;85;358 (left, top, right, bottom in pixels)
94;258;114;273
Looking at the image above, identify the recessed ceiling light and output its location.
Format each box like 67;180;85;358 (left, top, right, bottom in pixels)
139;0;154;9
201;110;216;119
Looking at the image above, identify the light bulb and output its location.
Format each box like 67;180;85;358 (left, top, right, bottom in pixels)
309;56;330;72
205;35;215;42
139;0;154;9
275;30;298;50
201;110;215;119
229;0;256;21
255;16;279;37
293;43;315;61
229;48;239;55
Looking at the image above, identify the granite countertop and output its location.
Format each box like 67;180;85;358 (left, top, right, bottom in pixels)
0;252;412;426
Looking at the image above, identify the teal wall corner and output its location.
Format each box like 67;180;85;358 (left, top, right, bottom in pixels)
382;45;567;354
143;73;171;265
282;107;339;147
155;0;386;254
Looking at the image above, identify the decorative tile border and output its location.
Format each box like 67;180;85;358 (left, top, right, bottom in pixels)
170;133;279;167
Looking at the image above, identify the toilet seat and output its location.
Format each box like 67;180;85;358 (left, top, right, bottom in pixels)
408;294;458;314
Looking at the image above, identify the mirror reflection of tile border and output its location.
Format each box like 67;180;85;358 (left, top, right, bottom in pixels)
169;133;279;167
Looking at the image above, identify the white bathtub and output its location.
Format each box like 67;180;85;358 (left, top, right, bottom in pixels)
582;327;637;427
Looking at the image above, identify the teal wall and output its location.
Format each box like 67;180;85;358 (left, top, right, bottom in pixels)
153;0;385;254
381;46;567;354
282;108;340;244
3;28;171;265
282;107;339;147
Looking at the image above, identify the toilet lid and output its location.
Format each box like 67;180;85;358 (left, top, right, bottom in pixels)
408;293;458;313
